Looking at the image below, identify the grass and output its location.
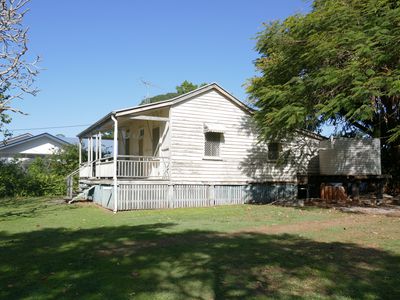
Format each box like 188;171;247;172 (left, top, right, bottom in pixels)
0;198;399;299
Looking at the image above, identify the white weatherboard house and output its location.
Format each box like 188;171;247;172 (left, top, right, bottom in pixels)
0;133;70;166
74;83;323;211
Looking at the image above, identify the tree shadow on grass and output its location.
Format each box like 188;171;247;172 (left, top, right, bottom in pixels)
0;223;399;299
0;197;78;220
0;197;55;220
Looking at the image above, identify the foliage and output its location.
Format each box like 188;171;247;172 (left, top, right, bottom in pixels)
0;198;399;299
25;158;66;196
141;92;180;105
0;144;81;198
0;160;25;197
175;80;203;94
48;144;82;176
247;0;400;179
139;80;207;105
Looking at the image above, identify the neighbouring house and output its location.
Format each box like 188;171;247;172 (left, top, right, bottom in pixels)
315;137;384;203
72;83;325;211
0;132;71;166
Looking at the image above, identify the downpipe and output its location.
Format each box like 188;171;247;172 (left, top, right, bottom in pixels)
111;114;118;213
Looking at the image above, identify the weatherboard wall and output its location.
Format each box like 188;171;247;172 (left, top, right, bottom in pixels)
169;89;318;183
319;138;381;175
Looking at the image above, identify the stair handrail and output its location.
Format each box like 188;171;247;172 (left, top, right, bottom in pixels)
66;167;81;199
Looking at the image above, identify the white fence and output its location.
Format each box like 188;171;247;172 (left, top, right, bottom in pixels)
101;183;297;211
214;185;248;205
173;185;210;208
118;184;170;210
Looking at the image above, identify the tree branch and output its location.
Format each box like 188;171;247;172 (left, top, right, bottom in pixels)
0;0;39;115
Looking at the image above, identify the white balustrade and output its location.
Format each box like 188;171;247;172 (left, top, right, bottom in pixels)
88;155;170;179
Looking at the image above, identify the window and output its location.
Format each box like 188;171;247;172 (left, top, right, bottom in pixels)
138;128;144;156
268;142;281;161
139;128;145;138
152;127;160;155
124;130;130;155
204;132;222;157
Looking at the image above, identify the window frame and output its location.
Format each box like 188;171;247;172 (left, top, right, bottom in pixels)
138;128;145;140
267;142;282;161
138;127;144;156
152;127;160;156
124;129;130;155
203;131;223;160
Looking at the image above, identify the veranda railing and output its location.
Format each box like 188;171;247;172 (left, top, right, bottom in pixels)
79;155;170;179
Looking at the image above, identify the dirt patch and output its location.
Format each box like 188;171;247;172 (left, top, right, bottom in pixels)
337;206;400;217
300;196;400;217
239;216;371;235
48;199;67;205
303;194;400;208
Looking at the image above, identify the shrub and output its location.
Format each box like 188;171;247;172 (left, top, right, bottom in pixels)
0;160;25;197
0;144;81;198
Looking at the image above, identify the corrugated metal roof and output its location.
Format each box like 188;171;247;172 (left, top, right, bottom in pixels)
0;133;34;147
0;133;71;150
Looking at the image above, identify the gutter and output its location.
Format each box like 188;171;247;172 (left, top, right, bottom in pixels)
77;112;113;138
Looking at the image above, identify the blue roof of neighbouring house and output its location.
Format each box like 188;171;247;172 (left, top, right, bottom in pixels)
0;132;71;150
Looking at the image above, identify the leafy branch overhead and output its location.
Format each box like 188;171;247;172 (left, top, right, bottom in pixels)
0;0;39;115
247;0;400;146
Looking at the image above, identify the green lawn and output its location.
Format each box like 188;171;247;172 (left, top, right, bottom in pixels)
1;198;399;299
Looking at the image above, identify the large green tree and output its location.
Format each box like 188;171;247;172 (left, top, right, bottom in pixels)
140;80;207;105
247;0;400;179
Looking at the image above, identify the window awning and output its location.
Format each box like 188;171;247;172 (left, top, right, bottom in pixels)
204;123;225;133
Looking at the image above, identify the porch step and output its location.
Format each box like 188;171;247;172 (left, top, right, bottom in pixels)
68;186;96;204
65;185;88;201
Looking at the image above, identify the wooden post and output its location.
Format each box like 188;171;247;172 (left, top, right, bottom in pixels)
87;137;90;163
99;133;102;160
95;134;98;161
91;136;94;161
352;181;360;203
320;183;325;200
78;138;82;165
90;137;93;162
89;136;93;177
111;115;118;213
376;179;384;205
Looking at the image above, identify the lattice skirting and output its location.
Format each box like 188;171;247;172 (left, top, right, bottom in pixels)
91;183;297;211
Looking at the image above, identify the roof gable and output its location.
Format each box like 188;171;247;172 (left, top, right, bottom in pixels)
78;83;253;137
171;83;253;114
115;83;253;117
1;133;33;147
0;133;71;152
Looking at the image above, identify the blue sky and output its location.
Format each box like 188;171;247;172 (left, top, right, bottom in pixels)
8;0;311;138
